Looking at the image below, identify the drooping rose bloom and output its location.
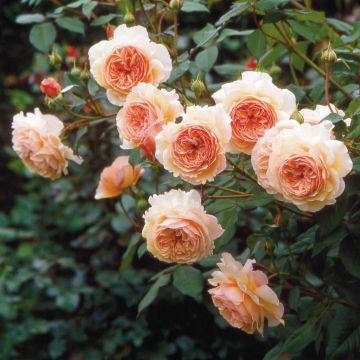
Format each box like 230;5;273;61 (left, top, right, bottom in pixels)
142;189;224;263
12;108;82;180
116;83;184;159
212;71;296;154
155;105;232;185
88;24;172;106
40;77;62;98
209;253;284;334
252;120;352;212
300;103;351;126
95;156;143;199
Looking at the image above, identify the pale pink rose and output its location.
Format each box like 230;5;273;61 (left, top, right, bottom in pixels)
209;253;284;334
89;25;172;106
116;83;184;159
155;105;232;185
12;108;82;180
95;156;143;199
212;71;296;154
300;103;351;126
253;121;352;212
142;189;224;264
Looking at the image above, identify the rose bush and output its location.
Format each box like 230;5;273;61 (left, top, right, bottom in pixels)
2;0;360;359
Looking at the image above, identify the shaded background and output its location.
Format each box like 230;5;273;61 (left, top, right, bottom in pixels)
0;1;359;359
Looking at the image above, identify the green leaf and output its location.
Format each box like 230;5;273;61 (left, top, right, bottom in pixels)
316;194;348;236
347;97;360;115
322;112;343;124
218;29;253;42
173;266;204;300
258;44;286;67
256;0;291;10
288;19;318;42
215;208;238;249
327;18;353;34
82;1;97;19
216;3;249;26
168;60;190;82
195;46;218;72
91;14;118;26
49;338;66;359
181;1;209;13
247;29;266;59
129;148;142;166
281;320;317;353
29;23;56;52
290;41;309;71
55;17;85;34
339;237;360;279
119;234;141;273
312;226;348;257
16;13;45;24
138;274;171;314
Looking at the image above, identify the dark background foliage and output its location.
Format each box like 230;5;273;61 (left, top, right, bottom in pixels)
1;0;360;359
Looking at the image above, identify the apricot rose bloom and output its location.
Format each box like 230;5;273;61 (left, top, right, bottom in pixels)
116;83;184;158
208;253;284;334
12;108;82;180
95;156;143;200
300;103;351;127
252;120;352;212
142;189;224;264
88;24;172;106
212;71;296;154
155;105;232;185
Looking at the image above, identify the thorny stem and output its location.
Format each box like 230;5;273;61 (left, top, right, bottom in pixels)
119;197;141;230
205;184;250;196
226;156;258;182
325;65;335;113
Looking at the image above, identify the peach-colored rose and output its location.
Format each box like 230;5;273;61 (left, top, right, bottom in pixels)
252;121;353;212
209;253;284;334
251;120;299;194
12;108;82;180
89;25;172;106
40;77;62;98
212;71;296;154
155;105;232;185
142;189;224;264
116;83;184;159
95;156;143;199
300;103;351;126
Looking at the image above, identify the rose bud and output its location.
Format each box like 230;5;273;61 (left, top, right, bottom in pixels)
67;46;79;60
169;0;183;10
106;24;114;39
321;44;337;65
246;57;257;70
40;77;62;98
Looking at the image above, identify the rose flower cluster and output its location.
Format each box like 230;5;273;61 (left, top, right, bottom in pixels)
11;24;353;335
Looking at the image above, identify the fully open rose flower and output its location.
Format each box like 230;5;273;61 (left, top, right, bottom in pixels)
251;120;299;194
209;253;284;334
12;108;82;180
252;121;352;212
89;24;172;106
155;105;231;185
116;83;184;158
212;71;296;154
300;103;351;126
142;189;224;263
95;156;143;200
